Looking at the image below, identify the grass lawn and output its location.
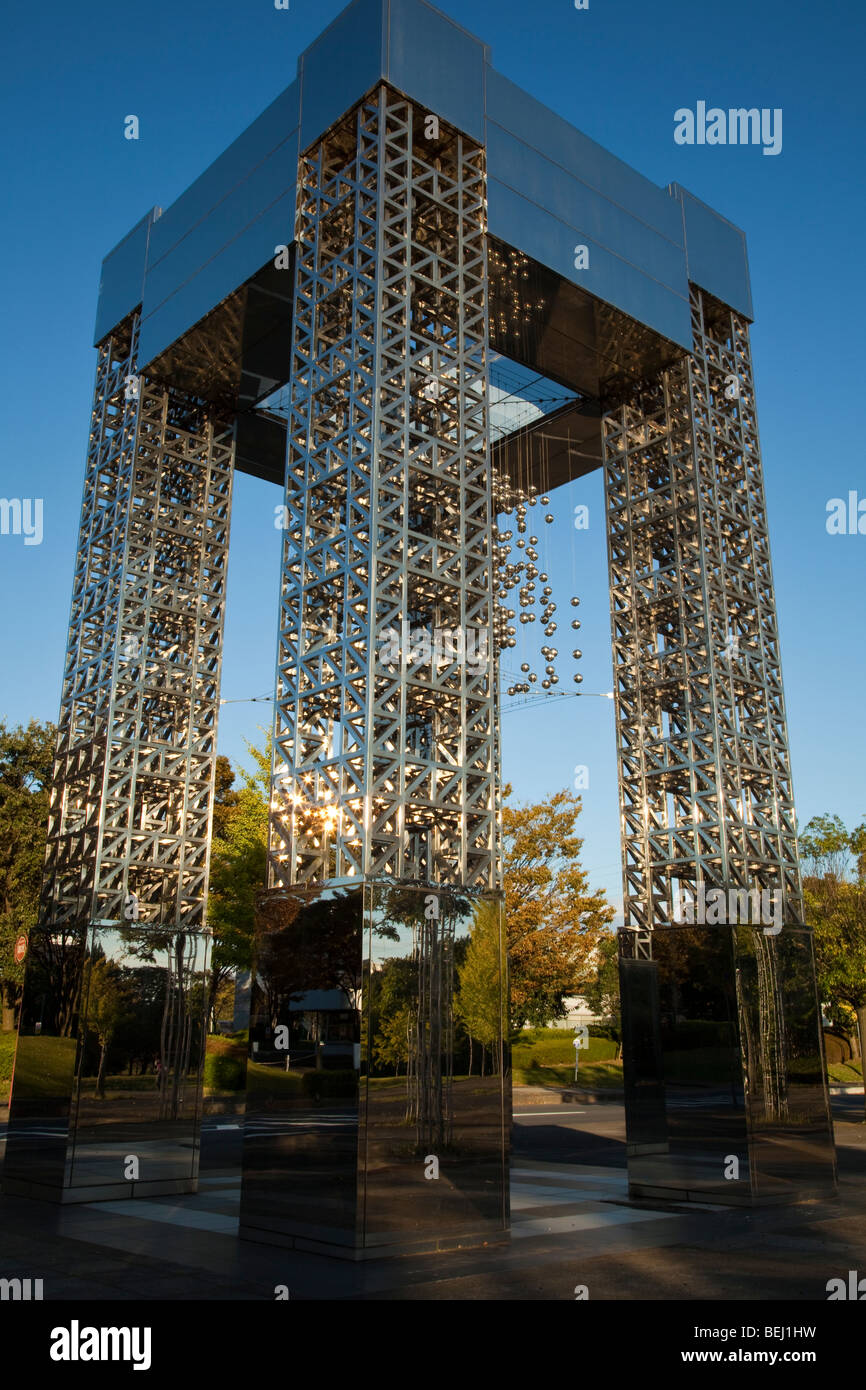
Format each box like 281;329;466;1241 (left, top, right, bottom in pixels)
828;1060;863;1085
511;1028;623;1090
0;1031;17;1102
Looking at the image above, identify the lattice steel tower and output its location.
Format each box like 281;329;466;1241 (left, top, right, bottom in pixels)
8;0;827;1233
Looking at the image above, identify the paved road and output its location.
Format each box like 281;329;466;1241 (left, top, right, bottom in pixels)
1;1093;859;1175
513;1102;626;1167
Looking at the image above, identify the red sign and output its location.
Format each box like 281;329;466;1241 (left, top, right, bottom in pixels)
14;935;27;965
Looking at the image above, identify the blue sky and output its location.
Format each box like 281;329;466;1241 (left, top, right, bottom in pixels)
1;0;864;920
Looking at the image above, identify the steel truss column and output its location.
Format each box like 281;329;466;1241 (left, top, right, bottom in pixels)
270;85;497;891
603;286;803;931
41;314;235;930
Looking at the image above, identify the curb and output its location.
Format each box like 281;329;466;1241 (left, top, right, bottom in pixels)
514;1085;623;1106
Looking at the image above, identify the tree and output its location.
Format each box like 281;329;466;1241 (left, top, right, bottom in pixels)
801;812;866;1117
0;720;54;1031
83;957;132;1099
503;786;614;1031
206;738;270;1030
456;899;505;1075
211;754;241;841
372;1005;412;1076
582;931;622;1057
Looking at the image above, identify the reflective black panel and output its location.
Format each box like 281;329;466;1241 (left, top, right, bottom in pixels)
3;925;208;1202
239;879;509;1256
619;926;836;1205
241;883;364;1250
363;882;508;1248
735;928;837;1197
2;927;86;1193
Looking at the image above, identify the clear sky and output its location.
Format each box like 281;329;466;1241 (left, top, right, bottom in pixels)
1;0;864;921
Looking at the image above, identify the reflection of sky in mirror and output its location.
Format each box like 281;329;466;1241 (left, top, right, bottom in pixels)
90;927;206;975
368;888;492;966
489;354;579;445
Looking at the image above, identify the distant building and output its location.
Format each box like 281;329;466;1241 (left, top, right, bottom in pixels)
553;997;605;1030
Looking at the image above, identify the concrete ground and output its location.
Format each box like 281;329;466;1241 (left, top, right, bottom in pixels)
0;1095;864;1303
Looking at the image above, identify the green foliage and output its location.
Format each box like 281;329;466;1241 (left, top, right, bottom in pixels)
203;1038;247;1092
0;1030;16;1101
0;719;55;1027
367;955;417;1077
372;1004;411;1075
511;1028;617;1069
206;735;271;1027
212;755;241;841
801;813;866;1044
456;899;504;1053
582;931;621;1038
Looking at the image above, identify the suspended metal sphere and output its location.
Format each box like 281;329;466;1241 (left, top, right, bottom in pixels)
520;663;529;673
572;619;581;630
550;675;559;685
529;673;537;683
542;679;551;689
572;649;582;659
540;573;548;582
574;674;583;684
545;514;554;524
541;496;549;505
545;664;555;676
571;597;580;607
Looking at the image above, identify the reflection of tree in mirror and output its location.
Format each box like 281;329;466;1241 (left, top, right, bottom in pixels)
456;899;504;1079
114;926;205;1119
371;887;484;1153
253;890;362;1037
81;957;133;1099
372;1003;412;1076
25;929;86;1039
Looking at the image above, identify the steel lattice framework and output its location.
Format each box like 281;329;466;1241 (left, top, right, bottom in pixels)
41;315;234;930
603;286;803;933
269;85;498;891
38;96;804;953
